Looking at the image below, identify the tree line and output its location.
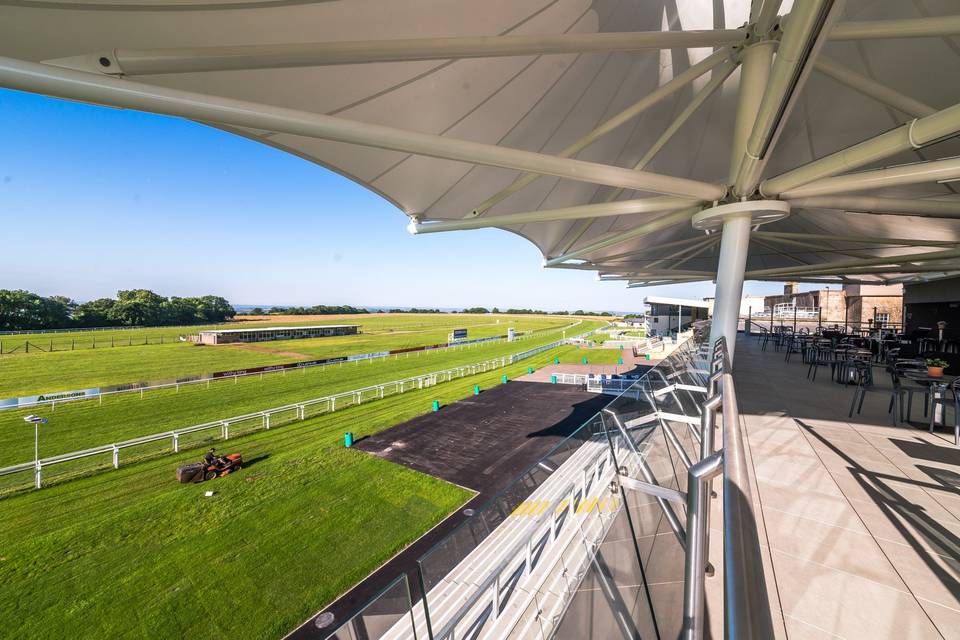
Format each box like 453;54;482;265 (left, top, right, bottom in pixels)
247;305;615;316
464;307;614;316
0;289;235;331
248;304;369;316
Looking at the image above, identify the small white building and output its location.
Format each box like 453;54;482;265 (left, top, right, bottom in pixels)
194;324;359;345
643;296;710;336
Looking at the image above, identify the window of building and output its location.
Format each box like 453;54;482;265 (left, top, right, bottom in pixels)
875;313;890;327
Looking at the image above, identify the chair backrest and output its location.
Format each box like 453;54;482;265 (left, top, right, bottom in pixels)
886;365;902;389
853;360;873;387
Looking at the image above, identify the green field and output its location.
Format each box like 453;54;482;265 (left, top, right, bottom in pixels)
555;347;625;365
0;324;600;473
0;313;571;353
0;345;584;639
0;314;575;397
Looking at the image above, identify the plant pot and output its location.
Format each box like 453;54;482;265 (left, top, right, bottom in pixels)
928;366;944;378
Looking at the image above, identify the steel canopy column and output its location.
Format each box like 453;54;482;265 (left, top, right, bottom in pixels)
711;5;776;364
709;215;752;361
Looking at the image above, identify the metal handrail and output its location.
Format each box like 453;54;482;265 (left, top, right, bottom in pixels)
602;333;771;640
679;336;772;640
718;348;774;639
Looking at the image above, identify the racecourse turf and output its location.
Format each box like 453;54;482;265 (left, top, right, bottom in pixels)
0;314;573;397
0;344;589;639
0;322;601;475
554;347;625;365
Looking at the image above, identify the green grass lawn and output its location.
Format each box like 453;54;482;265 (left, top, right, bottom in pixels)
0;323;604;472
0;348;575;639
0;315;578;397
0;313;572;354
555;347;625;365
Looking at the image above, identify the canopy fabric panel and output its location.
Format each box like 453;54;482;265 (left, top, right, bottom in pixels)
2;0;959;285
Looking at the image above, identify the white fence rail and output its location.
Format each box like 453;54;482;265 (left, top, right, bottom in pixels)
0;328;607;491
553;373;589;385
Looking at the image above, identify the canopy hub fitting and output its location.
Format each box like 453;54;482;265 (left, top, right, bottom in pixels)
691;200;790;231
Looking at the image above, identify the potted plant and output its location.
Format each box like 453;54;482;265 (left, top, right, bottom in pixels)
926;358;949;378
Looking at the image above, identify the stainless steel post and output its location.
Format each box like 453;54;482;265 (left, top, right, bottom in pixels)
681;451;723;640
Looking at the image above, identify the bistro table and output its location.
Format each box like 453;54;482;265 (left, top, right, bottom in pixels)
903;371;958;440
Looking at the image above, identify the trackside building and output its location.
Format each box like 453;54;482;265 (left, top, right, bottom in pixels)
194;325;360;345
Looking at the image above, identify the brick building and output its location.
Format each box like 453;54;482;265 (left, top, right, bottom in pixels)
762;283;902;328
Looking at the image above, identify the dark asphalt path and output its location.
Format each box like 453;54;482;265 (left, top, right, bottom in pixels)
285;381;608;639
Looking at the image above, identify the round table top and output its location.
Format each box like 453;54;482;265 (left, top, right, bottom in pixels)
903;371;958;385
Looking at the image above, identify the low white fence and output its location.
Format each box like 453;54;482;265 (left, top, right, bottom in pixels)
2;321;584;412
552;373;589;385
0;329;605;491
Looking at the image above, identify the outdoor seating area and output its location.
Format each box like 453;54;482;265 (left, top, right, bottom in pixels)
734;332;960;638
755;324;960;443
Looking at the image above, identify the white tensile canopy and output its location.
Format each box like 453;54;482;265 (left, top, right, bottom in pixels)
2;0;959;353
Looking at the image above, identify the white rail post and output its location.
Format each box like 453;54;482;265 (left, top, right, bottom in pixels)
35;461;42;489
264;413;270;430
223;422;230;439
172;433;179;452
112;445;119;469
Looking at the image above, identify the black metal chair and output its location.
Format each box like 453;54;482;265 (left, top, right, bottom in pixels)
848;360;875;418
807;343;834;382
888;365;929;425
784;334;804;363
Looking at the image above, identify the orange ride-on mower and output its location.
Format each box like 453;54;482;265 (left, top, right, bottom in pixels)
176;448;243;483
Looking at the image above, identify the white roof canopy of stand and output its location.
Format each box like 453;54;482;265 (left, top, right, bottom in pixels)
2;0;960;288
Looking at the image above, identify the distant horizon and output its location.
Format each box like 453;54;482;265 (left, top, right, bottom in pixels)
231;303;636;313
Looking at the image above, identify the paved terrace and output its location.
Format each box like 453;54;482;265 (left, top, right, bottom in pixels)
715;334;960;639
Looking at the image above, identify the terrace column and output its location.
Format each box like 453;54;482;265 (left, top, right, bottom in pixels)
708;215;752;360
698;201;791;363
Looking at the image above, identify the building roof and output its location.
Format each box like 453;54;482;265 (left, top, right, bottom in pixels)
644;295;710;309
2;2;959;288
199;325;358;335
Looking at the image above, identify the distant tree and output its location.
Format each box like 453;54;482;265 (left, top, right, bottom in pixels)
0;289;43;330
193;295;236;322
39;295;75;328
491;307;500;314
280;304;367;315
161;297;201;325
462;307;490;314
73;298;116;327
249;307;264;315
109;289;166;326
0;289;237;329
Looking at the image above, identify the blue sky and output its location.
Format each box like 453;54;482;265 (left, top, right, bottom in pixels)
1;88;792;311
